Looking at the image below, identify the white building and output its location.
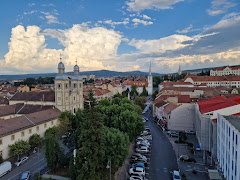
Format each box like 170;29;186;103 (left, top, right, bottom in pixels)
55;61;84;113
217;114;240;180
0;109;60;159
184;75;240;88
210;66;240;76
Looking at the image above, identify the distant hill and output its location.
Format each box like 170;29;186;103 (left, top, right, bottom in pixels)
0;70;161;81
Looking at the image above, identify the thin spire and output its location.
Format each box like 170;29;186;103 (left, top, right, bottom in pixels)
75;58;78;65
149;60;152;75
60;53;62;62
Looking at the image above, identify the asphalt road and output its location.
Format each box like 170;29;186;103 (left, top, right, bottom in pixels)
2;151;47;180
144;107;178;180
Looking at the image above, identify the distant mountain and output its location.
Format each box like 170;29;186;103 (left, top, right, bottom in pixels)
0;70;161;81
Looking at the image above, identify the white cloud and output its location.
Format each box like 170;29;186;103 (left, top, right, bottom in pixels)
0;24;122;74
142;14;151;20
126;0;184;12
128;34;192;53
97;18;129;28
176;24;198;34
41;11;62;25
207;0;236;16
132;18;153;27
212;12;240;29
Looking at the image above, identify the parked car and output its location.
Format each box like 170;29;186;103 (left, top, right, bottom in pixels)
145;128;150;132
179;155;196;163
130;157;148;166
131;153;147;160
129;167;145;177
0;161;12;177
136;146;150;154
129;174;144;180
167;131;179;138
172;170;181;180
20;171;30;180
185;130;196;135
136;140;150;147
15;156;28;167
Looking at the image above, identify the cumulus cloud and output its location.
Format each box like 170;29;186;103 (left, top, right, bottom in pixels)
176;24;200;34
128;34;192;54
132;18;153;27
0;24;122;74
97;18;129;28
126;0;184;12
207;0;236;16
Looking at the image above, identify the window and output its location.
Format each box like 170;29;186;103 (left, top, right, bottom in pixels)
0;139;2;145
65;84;68;89
74;83;76;88
58;84;61;89
74;96;76;101
36;126;39;131
11;135;15;141
21;131;25;137
44;123;47;128
29;129;32;134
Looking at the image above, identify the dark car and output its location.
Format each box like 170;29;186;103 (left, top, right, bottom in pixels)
20;171;30;180
179;155;196;163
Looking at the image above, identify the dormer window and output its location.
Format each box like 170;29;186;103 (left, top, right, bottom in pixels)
65;84;68;89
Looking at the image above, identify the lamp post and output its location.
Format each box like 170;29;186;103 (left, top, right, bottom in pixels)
106;159;111;180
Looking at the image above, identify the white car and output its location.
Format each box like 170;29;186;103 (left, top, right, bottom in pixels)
129;167;145;177
129;175;144;180
15;156;28;167
136;146;150;154
136;140;150;146
172;170;181;180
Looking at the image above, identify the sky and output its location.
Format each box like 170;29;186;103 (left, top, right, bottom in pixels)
0;0;239;74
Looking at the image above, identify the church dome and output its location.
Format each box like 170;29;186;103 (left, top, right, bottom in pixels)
58;62;65;74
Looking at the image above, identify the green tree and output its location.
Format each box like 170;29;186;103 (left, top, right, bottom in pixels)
86;90;97;109
9;140;30;159
130;85;138;97
153;76;162;88
29;134;42;149
140;86;148;96
75;110;105;180
134;96;146;110
44;127;64;172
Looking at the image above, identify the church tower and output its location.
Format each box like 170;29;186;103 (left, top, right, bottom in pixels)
55;56;83;113
147;61;153;95
178;64;182;75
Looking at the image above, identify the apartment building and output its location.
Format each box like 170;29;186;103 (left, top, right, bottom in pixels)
217;115;240;180
210;66;240;76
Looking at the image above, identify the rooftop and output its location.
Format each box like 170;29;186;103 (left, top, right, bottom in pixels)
10;91;55;102
0;108;60;138
224;115;240;132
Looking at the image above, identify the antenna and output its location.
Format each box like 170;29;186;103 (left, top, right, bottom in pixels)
75;58;78;65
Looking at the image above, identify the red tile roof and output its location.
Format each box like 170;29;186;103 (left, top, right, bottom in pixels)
213;65;240;71
123;80;148;87
163;103;179;114
197;96;239;114
184;75;240;82
10;91;55;102
0;108;60;137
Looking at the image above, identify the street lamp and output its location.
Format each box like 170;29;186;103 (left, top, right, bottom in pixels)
106;159;111;180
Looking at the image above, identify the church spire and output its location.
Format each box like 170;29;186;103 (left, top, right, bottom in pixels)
149;60;152;76
178;64;182;75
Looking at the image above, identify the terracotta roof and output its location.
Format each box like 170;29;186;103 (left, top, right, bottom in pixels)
197;96;239;114
154;99;167;108
160;81;193;86
0;104;54;117
184;75;240;82
0;97;9;105
10;91;55;102
178;95;191;103
123;80;147;87
213;65;240;71
83;87;111;98
163;103;179;114
0;108;60;137
0;104;23;117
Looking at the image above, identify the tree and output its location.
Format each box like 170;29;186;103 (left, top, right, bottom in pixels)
140;86;148;97
59;111;75;134
29;134;42;149
9;140;30;159
153;76;162;88
134;96;146;110
44;127;64;172
75;110;105;179
130;85;138;98
86;90;97;109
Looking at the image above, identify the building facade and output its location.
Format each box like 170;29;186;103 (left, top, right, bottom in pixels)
210;66;240;76
55;61;84;113
217;115;240;180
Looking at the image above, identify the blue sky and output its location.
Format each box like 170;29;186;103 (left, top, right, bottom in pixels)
0;0;239;74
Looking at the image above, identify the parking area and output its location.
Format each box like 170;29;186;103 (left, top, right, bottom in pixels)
165;131;210;180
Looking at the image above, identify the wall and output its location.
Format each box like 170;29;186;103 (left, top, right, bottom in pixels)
0;118;59;159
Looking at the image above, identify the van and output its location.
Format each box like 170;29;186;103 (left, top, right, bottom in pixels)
0;161;12;177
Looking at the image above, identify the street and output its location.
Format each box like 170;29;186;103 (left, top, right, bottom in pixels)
2;151;47;180
144;106;178;180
